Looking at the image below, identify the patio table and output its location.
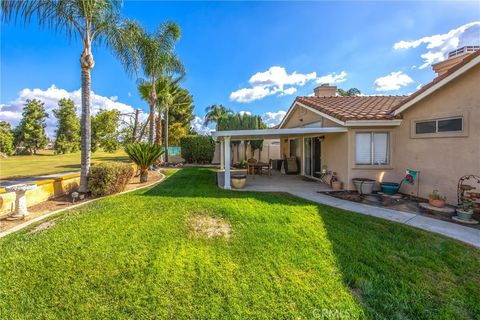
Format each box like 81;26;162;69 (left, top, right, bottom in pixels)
247;162;271;176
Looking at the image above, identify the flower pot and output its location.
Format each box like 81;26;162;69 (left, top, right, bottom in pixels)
231;174;246;189
380;182;400;195
456;209;473;220
429;198;446;208
331;181;343;190
352;178;375;195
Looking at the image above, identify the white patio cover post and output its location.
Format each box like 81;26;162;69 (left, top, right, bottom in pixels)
220;140;225;170
224;136;231;189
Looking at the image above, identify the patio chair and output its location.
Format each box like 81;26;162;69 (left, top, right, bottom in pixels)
261;159;273;176
247;158;259;175
284;156;299;174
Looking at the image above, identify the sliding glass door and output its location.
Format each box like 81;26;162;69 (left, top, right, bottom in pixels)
303;137;321;179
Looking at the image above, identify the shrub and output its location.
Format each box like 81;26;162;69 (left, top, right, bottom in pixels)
124;143;164;183
180;135;215;163
88;162;134;196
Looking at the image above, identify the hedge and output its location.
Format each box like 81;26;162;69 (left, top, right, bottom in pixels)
180;135;215;164
88;162;135;196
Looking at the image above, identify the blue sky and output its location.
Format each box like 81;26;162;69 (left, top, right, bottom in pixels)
1;1;479;135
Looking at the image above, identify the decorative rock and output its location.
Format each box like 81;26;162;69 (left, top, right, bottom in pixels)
5;184;37;220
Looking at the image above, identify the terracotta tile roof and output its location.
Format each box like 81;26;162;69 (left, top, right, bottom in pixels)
390;49;480;112
295;95;406;121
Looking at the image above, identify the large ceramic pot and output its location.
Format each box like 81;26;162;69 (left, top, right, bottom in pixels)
352;178;375;195
380;182;400;195
231;174;246;189
456;209;473;220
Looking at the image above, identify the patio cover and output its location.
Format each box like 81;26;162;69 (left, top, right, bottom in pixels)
211;127;347;141
212;127;348;189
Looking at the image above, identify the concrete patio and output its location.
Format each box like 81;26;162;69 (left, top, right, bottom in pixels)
217;170;480;249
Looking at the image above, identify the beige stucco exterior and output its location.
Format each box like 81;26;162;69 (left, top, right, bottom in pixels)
275;63;479;204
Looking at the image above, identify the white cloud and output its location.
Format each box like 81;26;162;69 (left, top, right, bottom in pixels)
191;116;214;135
394;21;480;69
0;85;136;137
230;86;272;103
315;71;348;84
262;110;287;128
374;71;414;91
230;66;348;103
238;110;252;116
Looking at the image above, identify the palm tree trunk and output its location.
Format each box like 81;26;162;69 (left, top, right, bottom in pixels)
155;108;162;145
164;106;169;163
79;47;94;193
148;74;157;144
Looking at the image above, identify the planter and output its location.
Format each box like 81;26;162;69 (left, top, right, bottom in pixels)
331;181;343;190
231;174;246;189
456;209;473;220
352;178;375;195
429;198;446;208
380;182;400;195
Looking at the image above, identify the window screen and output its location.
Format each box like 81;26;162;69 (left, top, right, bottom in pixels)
438;118;462;132
416;121;436;134
355;133;371;165
373;133;389;165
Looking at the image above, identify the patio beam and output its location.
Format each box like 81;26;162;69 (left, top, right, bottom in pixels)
224;136;231;189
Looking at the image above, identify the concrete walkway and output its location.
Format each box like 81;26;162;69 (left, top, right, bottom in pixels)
217;171;480;248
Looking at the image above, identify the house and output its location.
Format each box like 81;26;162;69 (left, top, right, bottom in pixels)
213;46;480;204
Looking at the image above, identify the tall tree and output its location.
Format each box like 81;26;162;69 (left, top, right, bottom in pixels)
2;0;139;192
135;22;183;144
204;104;233;130
53;98;80;154
0;121;15;156
337;88;361;96
91;109;121;153
14;99;49;155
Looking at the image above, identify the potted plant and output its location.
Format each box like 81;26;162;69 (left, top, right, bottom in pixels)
429;189;446;208
330;172;342;190
456;200;475;220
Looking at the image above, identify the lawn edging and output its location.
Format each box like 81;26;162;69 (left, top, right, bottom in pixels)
0;171;168;239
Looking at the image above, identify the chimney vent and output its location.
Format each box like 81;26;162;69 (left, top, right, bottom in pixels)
314;84;337;97
432;46;479;76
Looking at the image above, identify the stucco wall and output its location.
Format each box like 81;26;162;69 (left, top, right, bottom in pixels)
393;64;480;204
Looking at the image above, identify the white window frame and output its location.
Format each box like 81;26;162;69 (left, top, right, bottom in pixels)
415;116;464;135
355;132;390;166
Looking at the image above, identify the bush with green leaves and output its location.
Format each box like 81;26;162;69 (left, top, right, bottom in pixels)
124;143;164;182
180;135;215;164
0;121;15;156
87;162;134;196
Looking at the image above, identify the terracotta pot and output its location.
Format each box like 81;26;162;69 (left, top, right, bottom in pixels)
331;181;343;190
429;198;445;208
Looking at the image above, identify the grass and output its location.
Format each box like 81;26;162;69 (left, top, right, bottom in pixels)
0;168;478;319
0;149;129;179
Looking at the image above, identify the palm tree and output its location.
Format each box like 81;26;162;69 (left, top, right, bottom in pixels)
337;88;361;96
135;22;183;144
124;143;164;183
204;104;233;129
1;1;139;193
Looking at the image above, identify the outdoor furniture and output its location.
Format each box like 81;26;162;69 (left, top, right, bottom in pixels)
314;170;332;185
284;156;299;174
261;159;273;176
247;162;271;176
5;184;37;220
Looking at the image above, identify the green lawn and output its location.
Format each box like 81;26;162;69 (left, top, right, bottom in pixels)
0;149;129;179
0;168;478;319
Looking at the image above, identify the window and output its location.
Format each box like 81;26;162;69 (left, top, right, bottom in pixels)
355;132;389;165
415;117;463;135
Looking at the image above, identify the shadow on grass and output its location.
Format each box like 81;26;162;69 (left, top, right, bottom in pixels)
145;167;480;319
